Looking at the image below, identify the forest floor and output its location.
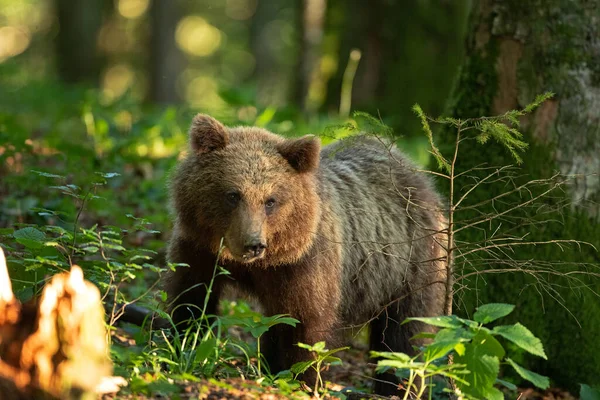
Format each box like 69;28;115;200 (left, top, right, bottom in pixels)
102;327;577;400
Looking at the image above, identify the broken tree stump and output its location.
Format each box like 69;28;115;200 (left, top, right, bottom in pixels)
0;246;112;400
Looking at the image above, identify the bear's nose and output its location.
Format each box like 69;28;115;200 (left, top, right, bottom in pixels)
243;240;267;258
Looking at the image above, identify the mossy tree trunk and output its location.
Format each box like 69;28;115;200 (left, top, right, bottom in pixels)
443;0;600;389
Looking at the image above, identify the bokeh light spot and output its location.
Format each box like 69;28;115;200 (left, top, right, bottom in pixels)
117;0;150;19
185;75;226;109
102;64;135;101
226;0;257;20
0;26;31;61
176;16;222;57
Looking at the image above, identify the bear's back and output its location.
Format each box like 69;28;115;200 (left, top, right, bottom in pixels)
318;137;445;324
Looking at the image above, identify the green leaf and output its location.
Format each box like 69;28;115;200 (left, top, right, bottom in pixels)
471;330;505;359
376;359;426;371
410;332;436;341
31;170;64;179
194;338;217;364
16;238;43;249
455;330;505;398
435;327;475;342
403;315;463;329
473;303;515;324
506;358;549;389
422;327;475;362
322;356;343;365
497;378;517;391
370;351;412;363
483;386;504;400
580;384;600;400
291;360;314;374
96;172;121;179
424;339;460;362
455;353;499;398
13;227;45;249
14;227;45;241
492;323;547;359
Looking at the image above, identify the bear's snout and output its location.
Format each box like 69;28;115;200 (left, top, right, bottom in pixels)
242;238;267;260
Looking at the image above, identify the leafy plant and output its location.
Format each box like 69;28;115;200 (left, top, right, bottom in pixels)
290;341;349;396
220;312;300;377
581;384;600;400
374;303;549;400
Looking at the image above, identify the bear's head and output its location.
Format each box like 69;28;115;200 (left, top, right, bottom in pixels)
170;114;322;266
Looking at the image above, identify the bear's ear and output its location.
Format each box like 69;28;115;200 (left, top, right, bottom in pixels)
277;135;320;173
189;114;229;155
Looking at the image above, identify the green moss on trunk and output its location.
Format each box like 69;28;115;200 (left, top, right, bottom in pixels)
438;0;600;389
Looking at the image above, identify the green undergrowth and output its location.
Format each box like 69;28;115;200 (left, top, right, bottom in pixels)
1;75;593;398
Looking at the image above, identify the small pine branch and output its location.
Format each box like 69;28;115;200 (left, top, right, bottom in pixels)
352;111;394;138
412;104;451;173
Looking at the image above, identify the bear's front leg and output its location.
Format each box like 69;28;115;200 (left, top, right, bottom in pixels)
258;271;341;385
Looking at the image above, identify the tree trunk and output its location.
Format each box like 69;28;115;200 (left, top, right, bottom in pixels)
54;0;105;85
443;0;600;389
293;0;327;114
149;0;184;104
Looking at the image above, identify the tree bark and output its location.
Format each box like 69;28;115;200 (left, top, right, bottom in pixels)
443;0;600;389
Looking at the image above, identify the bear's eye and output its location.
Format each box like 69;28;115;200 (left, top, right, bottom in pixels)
226;191;241;206
265;198;276;210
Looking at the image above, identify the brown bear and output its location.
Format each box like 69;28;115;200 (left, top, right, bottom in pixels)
165;114;447;396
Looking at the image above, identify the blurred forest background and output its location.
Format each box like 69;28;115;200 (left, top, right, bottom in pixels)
0;0;469;134
1;0;599;396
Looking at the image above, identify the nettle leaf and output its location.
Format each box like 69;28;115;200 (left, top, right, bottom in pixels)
403;315;463;329
456;353;500;398
435;327;476;342
497;378;517;391
455;330;505;398
492;323;547;359
424;339;461;362
580;384;600;400
423;327;475;362
13;227;46;249
483;386;504;400
473;303;515;324
506;358;549;389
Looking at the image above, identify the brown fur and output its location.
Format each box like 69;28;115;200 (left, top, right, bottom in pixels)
165;114;447;396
